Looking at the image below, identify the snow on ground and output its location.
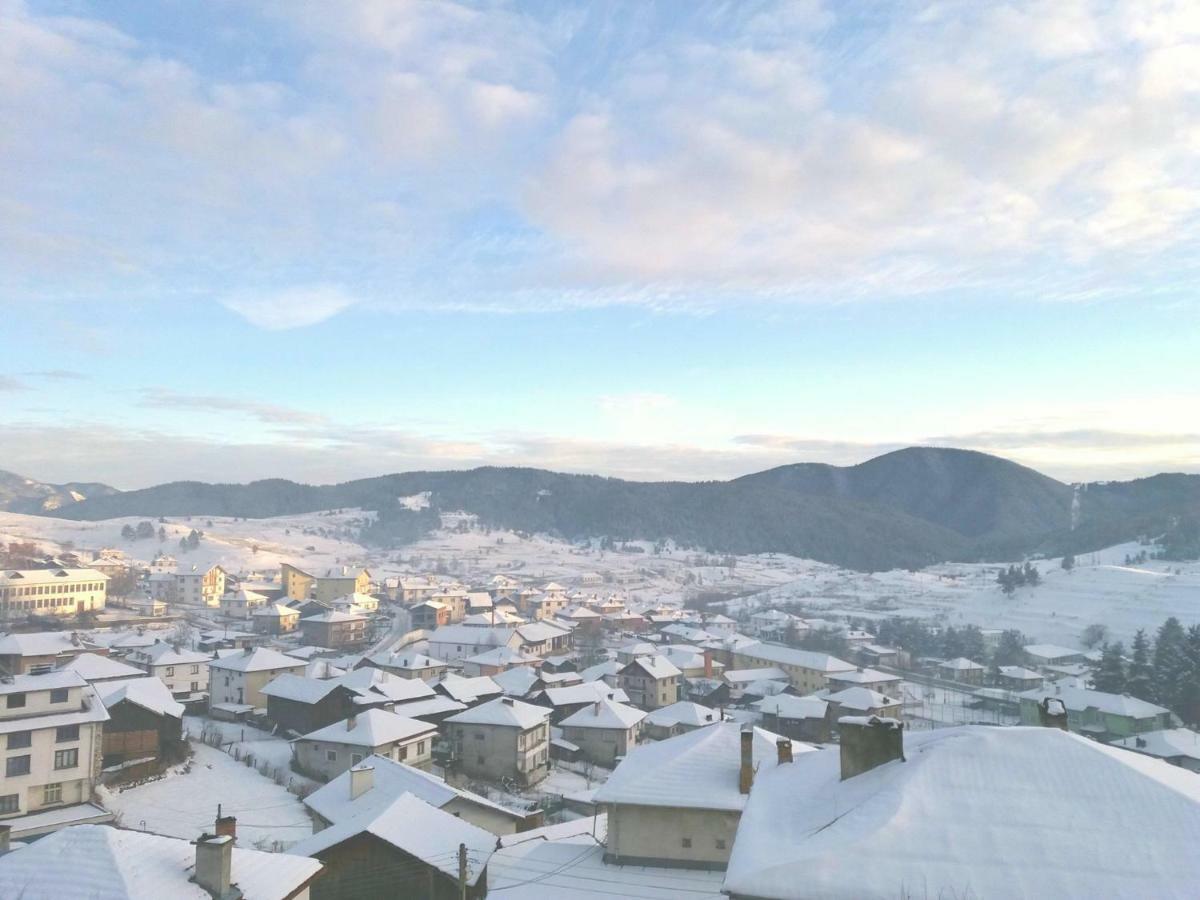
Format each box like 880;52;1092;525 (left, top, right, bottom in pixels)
100;741;314;850
183;716;320;791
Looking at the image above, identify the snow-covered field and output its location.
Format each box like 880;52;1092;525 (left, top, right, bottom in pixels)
99;741;314;850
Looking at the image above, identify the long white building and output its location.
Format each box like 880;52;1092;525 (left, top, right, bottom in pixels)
0;569;107;621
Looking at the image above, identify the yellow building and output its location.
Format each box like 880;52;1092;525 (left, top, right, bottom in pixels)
281;563;316;601
314;567;371;603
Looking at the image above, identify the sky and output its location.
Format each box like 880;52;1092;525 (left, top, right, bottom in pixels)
1;0;1198;489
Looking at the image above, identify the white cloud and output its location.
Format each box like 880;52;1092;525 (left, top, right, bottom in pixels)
219;285;357;330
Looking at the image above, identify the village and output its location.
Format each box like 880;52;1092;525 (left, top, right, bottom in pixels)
0;510;1197;898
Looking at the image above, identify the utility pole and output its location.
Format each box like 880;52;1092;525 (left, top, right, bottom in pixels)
458;842;468;900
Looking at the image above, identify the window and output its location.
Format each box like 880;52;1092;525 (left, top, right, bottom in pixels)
6;756;30;777
54;748;78;770
474;731;485;740
43;783;62;804
477;755;486;765
326;750;337;762
416;741;425;754
191;682;199;692
6;693;25;709
165;667;175;676
0;795;17;814
56;724;80;743
715;839;727;850
190;665;200;674
399;745;408;760
7;732;31;750
50;688;68;703
351;754;363;765
681;838;692;848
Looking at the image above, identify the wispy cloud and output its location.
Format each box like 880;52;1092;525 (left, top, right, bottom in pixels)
21;370;87;381
139;390;328;425
0;376;28;391
219;286;358;330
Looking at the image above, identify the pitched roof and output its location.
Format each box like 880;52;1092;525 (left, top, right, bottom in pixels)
623;656;681;679
366;652;445;671
1016;685;1170;719
300;708;435;747
59;653;145;682
723;726;1200;899
644;701;720;729
821;687;901;711
95;676;185;719
128;641;210;667
739;642;855;673
1111;728;1200;762
300;609;365;624
0;630;97;657
210;647;306;674
754;694;829;721
436;673;503;704
492;666;541;697
0;823;320;900
543;682;630;707
289;793;493;886
560;698;646;730
445;697;549;730
305;754;523;827
594;722;811;811
939;656;985;670
1023;643;1083;660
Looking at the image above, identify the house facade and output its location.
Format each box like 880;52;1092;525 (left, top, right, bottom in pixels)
444;698;551;786
125;642;210;699
0;569;107;621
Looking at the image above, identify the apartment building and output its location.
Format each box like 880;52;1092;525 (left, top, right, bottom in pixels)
174;565;226;607
125;641;211;700
444;697;551;786
0;569;107;621
0;671;108;821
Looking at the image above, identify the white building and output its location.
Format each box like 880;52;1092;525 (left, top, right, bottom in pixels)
208;647;307;714
0;671;109;822
0;569;107;621
293;709;437;781
125;642;211;700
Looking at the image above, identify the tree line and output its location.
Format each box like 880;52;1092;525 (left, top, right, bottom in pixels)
1093;617;1200;726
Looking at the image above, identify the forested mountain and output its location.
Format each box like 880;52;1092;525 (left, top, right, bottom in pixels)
0;469;119;515
23;448;1200;571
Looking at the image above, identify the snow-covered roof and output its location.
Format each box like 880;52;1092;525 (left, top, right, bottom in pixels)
0;823;321;900
128;641;210;667
437;673;502;704
579;660;622;682
300;609;365;624
333;667;436;704
492;665;541;697
645;701;720;729
445;697;550;730
723;726;1200;900
428;624;514;646
821;687;901;711
1023;643;1084;661
1110;728;1200;762
561;698;646;731
998;665;1043;680
724;666;789;684
299;708;435;748
392;696;467;719
515;621;570;643
938;656;985;670
261;673;347;704
754;694;829;721
96;676;185;719
0;567;106;586
828;667;899;685
618;641;658;656
251;602;299;618
210;647;306;674
0;631;97;657
622;656;681;679
305;753;522;826
366;651;445;671
543;681;629;707
594;722;811;812
463;646;536;668
289;793;493;885
1016;685;1170;719
59;653;145;682
739;642;855;674
0;669;86;696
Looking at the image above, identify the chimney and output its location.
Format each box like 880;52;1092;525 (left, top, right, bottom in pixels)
703;650;713;678
501;697;514;706
839;715;904;781
193;834;234;898
350;763;374;800
0;824;10;853
1038;697;1069;731
593;700;601;716
738;724;754;794
777;738;793;764
346;715;357;731
214;812;237;841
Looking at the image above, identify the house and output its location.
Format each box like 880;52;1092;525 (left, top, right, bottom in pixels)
261;676;364;736
937;657;986;684
174;564;225;607
398;576;440;604
145;573;175;603
1109;728;1200;772
0;822;322;900
411;600;450;631
223;587;272;619
125;641;210;700
435;673;503;706
560;698;645;767
661;646;724;679
492;666;542;699
0;671;109;823
330;592;379;615
94;676;185;770
294;709;437;780
748;609;801;640
288;792;493;900
427;624;516;663
252;602;301;635
723;719;1200;900
642;701;719;740
684;676;732;708
281;562;317;601
595;722;808;870
754;694;831;743
196;627;259;653
300;610;367;649
462;646;538;677
513;621;572;657
314;568;371;604
618;656;682;710
1016;686;1173;740
208;647;307;716
538;681;630;722
822;687;903;722
722;667;789;701
731;642;855;694
996;665;1044;691
825;666;901;694
0;568;107;621
358;652;447;682
1023;643;1086;667
857;643;902;668
444;697;551;786
304;754;530;834
616;641;660;664
431;586;469;622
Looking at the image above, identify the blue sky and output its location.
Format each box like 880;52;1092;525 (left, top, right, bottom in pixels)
2;0;1198;488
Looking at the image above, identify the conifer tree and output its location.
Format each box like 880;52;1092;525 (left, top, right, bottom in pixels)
1093;642;1127;694
1126;629;1153;701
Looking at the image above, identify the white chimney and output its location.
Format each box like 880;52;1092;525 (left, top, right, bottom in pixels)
193;834;234;897
349;763;374;800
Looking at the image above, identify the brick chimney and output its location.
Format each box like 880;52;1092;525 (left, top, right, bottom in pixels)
350;762;374;800
703;650;713;678
777;737;793;764
214;812;237;840
346;715;357;731
738;724;754;794
193;834;234;898
1038;697;1069;731
839;715;904;781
